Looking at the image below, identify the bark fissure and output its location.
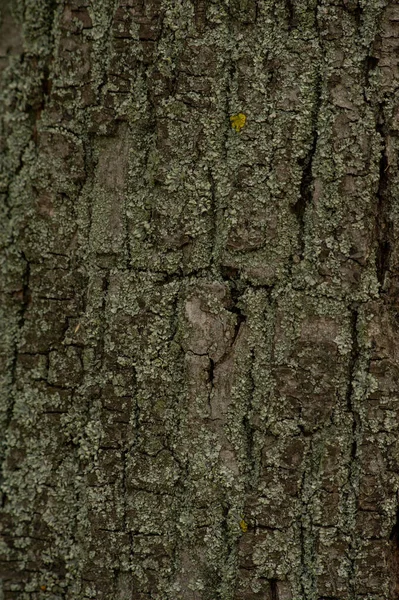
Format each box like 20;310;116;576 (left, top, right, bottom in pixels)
244;347;256;486
375;103;392;291
346;307;361;599
284;0;294;30
208;166;217;270
293;71;322;260
389;506;399;599
270;577;279;600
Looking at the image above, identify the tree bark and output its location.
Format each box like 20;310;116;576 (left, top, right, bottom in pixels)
1;0;399;598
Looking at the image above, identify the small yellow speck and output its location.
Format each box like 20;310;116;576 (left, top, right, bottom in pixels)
239;519;248;533
74;323;81;334
230;113;247;132
40;586;47;592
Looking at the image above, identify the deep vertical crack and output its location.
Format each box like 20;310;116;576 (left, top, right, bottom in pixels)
207;357;215;414
346;307;361;599
244;348;256;486
389;505;399;598
284;0;294;30
270;578;279;600
208;167;217;270
346;309;359;413
375;103;392;292
293;70;322;259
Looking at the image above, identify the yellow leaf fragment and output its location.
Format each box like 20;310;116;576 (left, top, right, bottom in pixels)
230;113;247;132
239;519;248;533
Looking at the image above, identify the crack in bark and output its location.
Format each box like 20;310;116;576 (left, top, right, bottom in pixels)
364;54;379;91
345;307;361;599
284;0;294;30
270;578;279;600
349;0;363;31
244;347;256;487
292;70;322;260
208;167;217;270
98;271;110;371
207;356;215;413
121;449;127;533
299;470;309;600
375;103;392;292
346;308;359;415
389;505;399;598
205;293;247;415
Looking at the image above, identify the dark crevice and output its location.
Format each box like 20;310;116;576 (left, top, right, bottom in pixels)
346;308;360;465
124;213;133;272
223;54;236;160
284;0;294;30
243;437;256;490
346;308;359;414
353;1;363;31
208;167;217;269
350;419;358;463
207;44;236;270
29;16;55;145
389;507;399;543
42;63;53;97
121;449;127;532
220;266;245;307
254;524;284;533
242;410;254;479
365;54;379;90
101;273;110;307
375;104;392;291
253;0;259;24
298;423;313;438
270;578;279;600
299;490;307;599
346;307;361;599
231;309;246;346
95;271;110;372
220;265;240;282
207;356;215;414
208;358;215;389
341;0;362;20
389;506;399;598
219;265;247;347
292;71;322;259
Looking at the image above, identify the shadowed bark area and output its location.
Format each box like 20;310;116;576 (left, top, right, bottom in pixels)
1;1;399;599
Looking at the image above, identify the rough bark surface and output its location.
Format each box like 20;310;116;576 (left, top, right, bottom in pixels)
1;0;399;599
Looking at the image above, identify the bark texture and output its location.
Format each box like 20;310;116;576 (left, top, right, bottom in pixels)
1;0;399;598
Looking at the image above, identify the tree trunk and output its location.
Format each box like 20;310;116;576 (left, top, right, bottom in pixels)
1;0;399;598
